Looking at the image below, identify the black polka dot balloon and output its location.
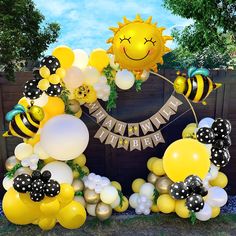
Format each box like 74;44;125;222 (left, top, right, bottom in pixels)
169;182;190;200
30;191;45;202
40;56;60;74
45;83;63;97
32;170;41;180
44;179;60;197
31;179;44;192
186;194;204;212
23;79;43;100
212;139;225;149
13;174;32;193
211;147;230;167
212;118;232;139
196;127;215;144
184;175;202;186
223;136;231;148
199;187;208;197
41;170;51;183
33;69;43;81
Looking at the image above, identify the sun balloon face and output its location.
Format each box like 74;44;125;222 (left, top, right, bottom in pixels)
107;15;172;73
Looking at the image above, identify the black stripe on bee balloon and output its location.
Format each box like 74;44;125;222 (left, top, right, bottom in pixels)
188;77;198;100
11;116;31;138
20;113;38;133
200;76;210;101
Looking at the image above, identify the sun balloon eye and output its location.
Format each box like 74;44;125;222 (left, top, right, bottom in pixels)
144;37;156;46
119;36;131;44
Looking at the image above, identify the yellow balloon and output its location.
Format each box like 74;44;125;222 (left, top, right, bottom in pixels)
57;201;86;229
24;134;40;146
38;216;56;230
38;79;50;91
56;68;66;79
151;159;165;176
175;200;190;218
75;109;83;118
73;154;87;167
210;172;228;188
3;188;40;225
49;74;61;84
18;97;29;109
157;194;176;214
53;46;75;69
132;178;146;193
151;204;160;213
81;166;90;174
44;157;56;164
111;181;122;191
163;139;210;182
39;66;50;79
39;111;52;128
73;170;80;179
114;196;129;212
57;183;74;205
147;157;158;171
40;197;60;216
89;49;109;72
43;97;65;117
211;207;220;218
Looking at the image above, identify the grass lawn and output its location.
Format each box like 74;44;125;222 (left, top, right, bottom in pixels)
0;214;236;236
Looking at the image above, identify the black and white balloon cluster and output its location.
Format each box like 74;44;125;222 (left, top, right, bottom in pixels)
170;175;208;212
13;170;60;202
196;118;232;167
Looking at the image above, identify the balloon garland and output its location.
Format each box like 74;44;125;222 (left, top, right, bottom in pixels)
1;15;232;230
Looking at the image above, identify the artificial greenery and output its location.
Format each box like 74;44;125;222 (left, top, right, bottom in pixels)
162;0;236;68
118;190;125;208
66;160;88;179
152;189;159;205
60;89;75;115
5;163;22;179
135;80;143;92
75;191;84;197
37;160;44;170
103;65;118;111
190;211;197;225
0;0;60;81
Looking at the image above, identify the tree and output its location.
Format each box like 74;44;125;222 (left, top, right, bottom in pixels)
0;0;60;81
163;0;236;68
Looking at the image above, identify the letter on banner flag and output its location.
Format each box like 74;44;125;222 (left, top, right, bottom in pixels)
129;137;141;151
159;105;175;121
140;119;154;135
141;135;153;149
151;131;165;146
102;116;116;131
150;112;166;129
91;107;107;123
94;127;110;143
114;121;127;135
84;101;100;114
166;95;183;112
105;133;119;148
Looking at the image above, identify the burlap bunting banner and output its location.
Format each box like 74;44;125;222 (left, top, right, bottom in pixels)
86;95;183;151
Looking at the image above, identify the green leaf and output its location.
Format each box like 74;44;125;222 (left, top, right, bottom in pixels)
5;163;22;179
37;160;44;170
75;191;84;197
118;190;125;208
60;89;76;115
190;211;197;225
152;189;159;205
135;80;143;92
66;160;88;179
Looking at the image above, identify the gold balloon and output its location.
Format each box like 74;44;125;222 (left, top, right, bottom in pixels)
86;203;97;216
5;156;20;171
147;172;159;185
84;188;100;204
14;167;32;177
68;99;81;113
74;196;86;207
155;176;173;194
95;202;112;221
72;179;84;192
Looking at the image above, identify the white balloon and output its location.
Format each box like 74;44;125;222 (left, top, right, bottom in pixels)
111;195;120;208
41;161;73;184
140;70;150;82
40;115;89;161
14;143;33;161
73;49;89;69
196;203;212;221
129;193;139;209
33;142;49;160
83;66;100;85
198;118;215;129
100;186;118;204
205;144;212;156
139;183;155;200
86;204;97;216
206;187;228;207
63;67;85;90
209;163;219;180
30;93;49;107
115;69;135;90
144;208;151;215
135;208;142;214
101;177;110;187
3;176;13;190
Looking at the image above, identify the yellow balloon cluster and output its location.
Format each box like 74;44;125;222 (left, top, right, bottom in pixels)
3;185;86;230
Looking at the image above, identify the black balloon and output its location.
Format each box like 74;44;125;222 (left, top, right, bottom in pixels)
44;179;60;197
30;190;45;202
211;147;230;167
33;69;43;81
169;182;190;200
31;179;44;192
186;194;204;212
223;136;231;148
212;118;232;138
32;170;41;180
196;127;215;144
199;187;208;197
45;83;63;97
184;175;203;194
13;174;32;193
41;170;52;183
40;56;60;74
23;79;43;100
212;139;225;149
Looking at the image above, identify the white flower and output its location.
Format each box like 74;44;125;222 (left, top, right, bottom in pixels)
21;154;39;170
93;76;111;101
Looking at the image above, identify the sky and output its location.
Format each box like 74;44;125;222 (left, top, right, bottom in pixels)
34;0;193;54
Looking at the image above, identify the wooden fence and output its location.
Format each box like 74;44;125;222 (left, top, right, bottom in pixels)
0;69;236;198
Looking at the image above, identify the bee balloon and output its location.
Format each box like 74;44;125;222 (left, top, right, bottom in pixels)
174;67;222;105
3;104;44;139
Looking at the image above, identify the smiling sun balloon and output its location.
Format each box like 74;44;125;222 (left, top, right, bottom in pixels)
107;15;172;77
